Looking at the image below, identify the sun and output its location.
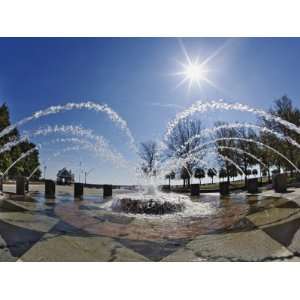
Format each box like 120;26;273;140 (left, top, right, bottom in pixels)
183;61;207;85
173;39;223;92
175;58;210;91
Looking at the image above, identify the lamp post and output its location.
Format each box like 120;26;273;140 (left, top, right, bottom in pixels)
84;168;94;185
79;161;82;183
43;165;47;180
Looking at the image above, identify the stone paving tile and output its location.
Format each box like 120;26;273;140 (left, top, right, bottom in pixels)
0;199;27;212
0;211;58;233
117;238;191;261
263;218;300;248
259;188;300;205
286;226;300;254
0;219;46;258
1;199;47;212
49;220;92;236
244;197;297;217
20;234;150;262
162;230;293;261
246;207;300;229
0;235;16;262
161;247;205;262
20;201;52;212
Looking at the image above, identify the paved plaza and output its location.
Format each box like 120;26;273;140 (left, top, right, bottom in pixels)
1;184;300;261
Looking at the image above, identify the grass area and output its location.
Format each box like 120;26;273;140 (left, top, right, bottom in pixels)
169;174;300;192
169;176;273;192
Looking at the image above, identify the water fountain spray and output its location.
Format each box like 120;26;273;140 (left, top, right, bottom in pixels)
2;147;37;176
0;101;137;151
0;124;128;168
178;122;300;154
217;146;268;170
165;99;300;140
217;153;245;176
187;137;300;173
44;137;129;168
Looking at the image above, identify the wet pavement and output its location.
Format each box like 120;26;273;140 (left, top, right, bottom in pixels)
1;184;300;261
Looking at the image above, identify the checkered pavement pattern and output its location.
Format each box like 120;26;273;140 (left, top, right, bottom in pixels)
1;188;300;262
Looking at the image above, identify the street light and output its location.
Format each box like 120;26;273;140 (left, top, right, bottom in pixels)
79;161;82;183
43;165;47;180
84;168;94;185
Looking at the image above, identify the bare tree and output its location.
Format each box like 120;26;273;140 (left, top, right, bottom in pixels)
260;95;300;175
234;127;259;183
165;118;204;186
139;141;158;177
215;121;239;184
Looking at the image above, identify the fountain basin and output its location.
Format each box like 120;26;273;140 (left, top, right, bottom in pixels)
112;196;185;215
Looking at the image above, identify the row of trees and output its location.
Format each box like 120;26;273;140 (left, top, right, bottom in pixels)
139;96;300;187
0;103;41;180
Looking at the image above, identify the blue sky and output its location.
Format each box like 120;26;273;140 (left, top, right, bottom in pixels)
0;38;300;184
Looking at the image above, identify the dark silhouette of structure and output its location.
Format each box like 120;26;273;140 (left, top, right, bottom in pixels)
56;168;74;185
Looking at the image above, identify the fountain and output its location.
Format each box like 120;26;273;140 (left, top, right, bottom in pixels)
0;97;299;221
112;195;186;215
110;175;187;215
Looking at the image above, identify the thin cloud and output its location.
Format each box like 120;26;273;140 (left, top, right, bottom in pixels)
149;102;185;110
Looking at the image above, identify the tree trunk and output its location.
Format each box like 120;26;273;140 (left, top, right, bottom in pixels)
226;161;230;184
244;161;248;186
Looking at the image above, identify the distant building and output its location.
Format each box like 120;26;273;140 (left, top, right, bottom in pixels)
56;168;74;185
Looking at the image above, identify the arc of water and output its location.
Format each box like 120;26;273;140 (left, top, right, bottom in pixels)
165;99;300;140
50;141;133;170
187;137;300;173
28;145;98;181
32;125;126;163
217;153;246;176
2;147;37;176
154;156;192;180
177;122;300;154
28;165;41;180
145;151;245;185
0;101;137;151
43;137;129;168
0;125;128;169
28;155;76;181
42;143;137;183
0;125;101;154
190;150;245;176
0;136;29;155
29;124;94;139
217;145;268;170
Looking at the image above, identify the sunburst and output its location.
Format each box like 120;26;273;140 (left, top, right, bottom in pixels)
173;39;226;93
